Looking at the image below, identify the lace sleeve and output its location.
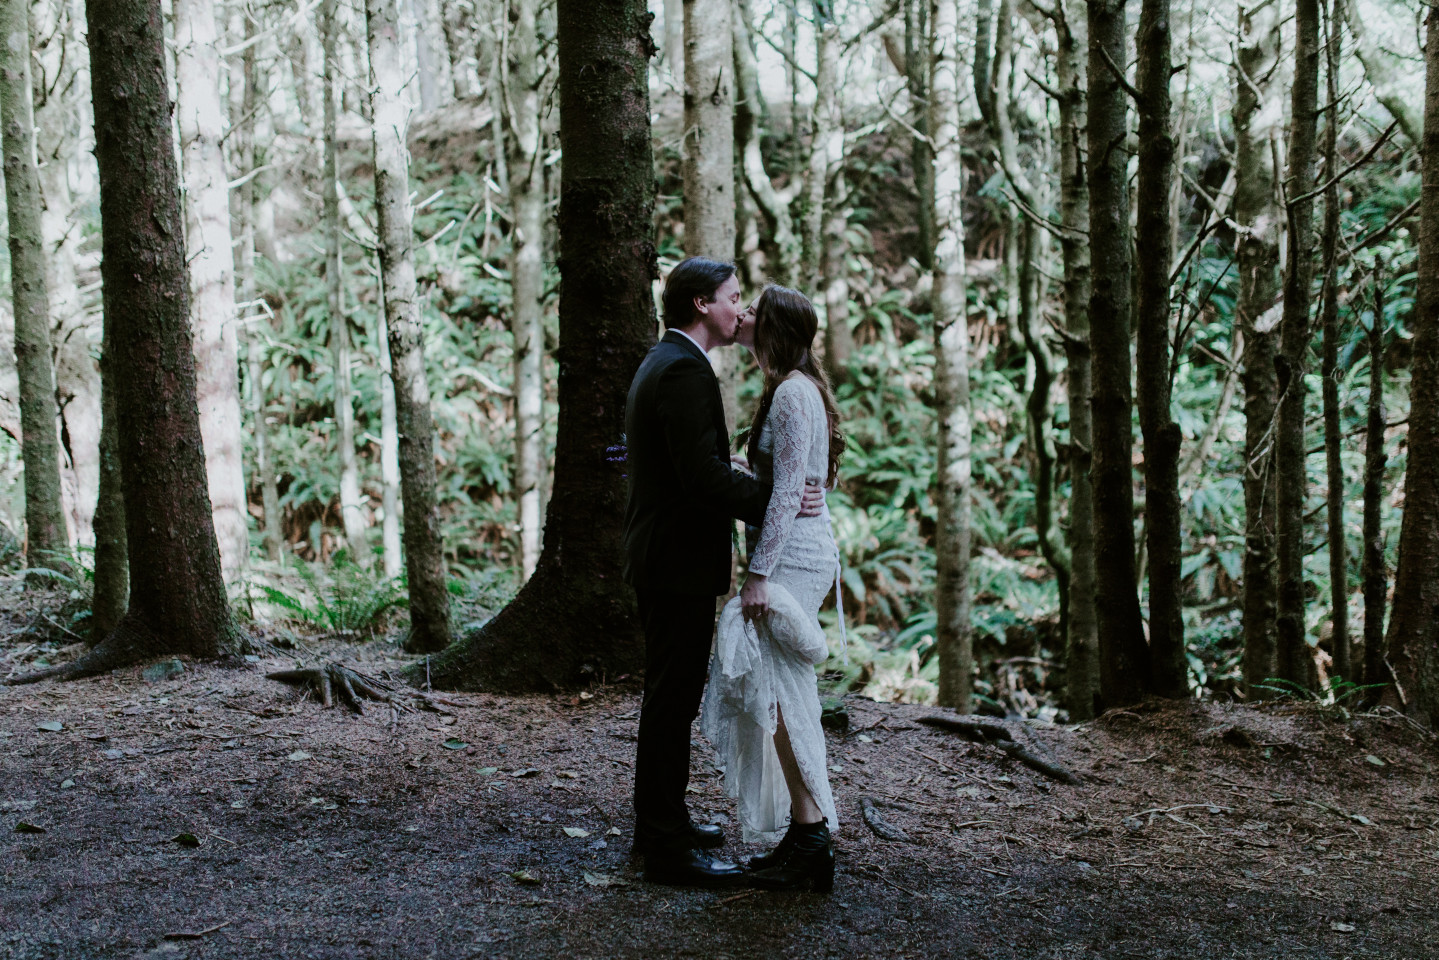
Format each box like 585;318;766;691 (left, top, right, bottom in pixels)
747;379;816;577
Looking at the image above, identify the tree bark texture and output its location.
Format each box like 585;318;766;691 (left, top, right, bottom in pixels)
1136;0;1187;698
931;0;973;712
1320;0;1349;682
377;260;403;579
681;0;740;434
11;0;244;683
801;12;837;292
1386;7;1439;723
411;0;453;112
1049;0;1097;720
367;0;452;652
1362;263;1388;693
1087;0;1149;707
1235;0;1281;696
174;0;249;582
814;6;851;383
324;0;368;567
0;0;69;570
420;0;654;692
1341;0;1421;146
505;0;548;580
1275;0;1320;690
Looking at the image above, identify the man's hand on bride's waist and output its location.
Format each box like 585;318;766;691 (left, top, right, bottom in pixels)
798;484;825;517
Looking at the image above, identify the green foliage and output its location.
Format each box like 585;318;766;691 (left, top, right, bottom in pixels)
253;552;407;637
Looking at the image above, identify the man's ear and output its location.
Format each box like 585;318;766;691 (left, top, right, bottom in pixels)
693;294;710;317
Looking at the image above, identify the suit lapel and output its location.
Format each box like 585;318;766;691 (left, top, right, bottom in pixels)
662;329;711;366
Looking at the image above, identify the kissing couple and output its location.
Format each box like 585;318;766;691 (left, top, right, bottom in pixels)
623;256;846;891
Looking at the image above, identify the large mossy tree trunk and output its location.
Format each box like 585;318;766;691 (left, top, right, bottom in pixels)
1046;0;1097;720
1235;0;1281;696
174;0;250;582
504;0;548;581
1275;0;1321;691
418;0;655;692
10;0;243;684
0;0;70;573
90;320;127;641
1135;0;1187;698
323;0;369;567
930;0;974;712
1385;8;1439;724
366;0;453;653
1087;0;1150;707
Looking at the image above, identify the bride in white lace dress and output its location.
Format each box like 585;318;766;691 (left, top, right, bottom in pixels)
701;285;844;893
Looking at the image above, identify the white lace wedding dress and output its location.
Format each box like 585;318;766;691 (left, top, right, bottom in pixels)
701;373;840;841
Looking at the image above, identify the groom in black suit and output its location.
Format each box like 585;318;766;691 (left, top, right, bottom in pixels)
623;257;822;887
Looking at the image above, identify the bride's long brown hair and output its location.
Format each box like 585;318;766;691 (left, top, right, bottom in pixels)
744;285;845;488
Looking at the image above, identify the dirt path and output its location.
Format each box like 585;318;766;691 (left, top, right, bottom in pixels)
2;646;1436;959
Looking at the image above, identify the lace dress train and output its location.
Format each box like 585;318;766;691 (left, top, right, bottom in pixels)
702;375;840;841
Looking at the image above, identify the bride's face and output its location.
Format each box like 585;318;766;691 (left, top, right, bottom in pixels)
736;300;758;352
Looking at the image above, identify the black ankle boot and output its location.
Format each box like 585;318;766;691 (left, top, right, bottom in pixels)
746;818;802;872
748;819;835;893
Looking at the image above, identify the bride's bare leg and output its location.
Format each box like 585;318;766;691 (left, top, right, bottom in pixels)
773;706;823;824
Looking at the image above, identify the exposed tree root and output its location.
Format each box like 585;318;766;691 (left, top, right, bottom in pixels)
268;662;457;716
860;797;912;842
6;619;167;685
920;714;1082;785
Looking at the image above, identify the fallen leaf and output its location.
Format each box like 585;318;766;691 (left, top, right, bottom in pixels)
1349;813;1374;826
442;738;468;750
583;871;629;887
59;780;74;790
171;833;201;848
563;827;590;838
14;822;45;834
557;770;580;779
1364;755;1386;767
476;766;499;776
511;768;541;778
510;869;541;885
101;749;124;761
607;827;622;837
36;721;64;733
858;734;874;743
287;751;312;762
1330;922;1355;933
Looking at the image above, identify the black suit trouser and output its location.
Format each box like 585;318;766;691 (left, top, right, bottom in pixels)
633;586;717;851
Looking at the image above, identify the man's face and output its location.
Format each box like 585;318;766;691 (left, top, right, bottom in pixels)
696;274;744;346
735;299;757;351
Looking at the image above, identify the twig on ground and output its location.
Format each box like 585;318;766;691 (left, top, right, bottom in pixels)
164;920;232;940
860;796;911;842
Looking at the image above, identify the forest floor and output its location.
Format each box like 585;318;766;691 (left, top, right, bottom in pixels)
2;618;1438;959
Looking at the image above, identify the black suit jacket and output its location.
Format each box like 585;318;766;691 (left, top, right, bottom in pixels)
623;331;770;596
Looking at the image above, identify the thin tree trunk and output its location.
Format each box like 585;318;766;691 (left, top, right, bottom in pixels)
8;0;243;683
376;278;403;577
1136;0;1187;698
322;0;369;568
505;0;548;580
421;0;653;692
411;0;453;112
90;320;127;641
0;0;69;574
664;0;683;79
1362;261;1388;695
1088;0;1149;707
931;0;973;712
814;2;851;383
1275;0;1321;690
801;11;837;292
236;12;283;565
990;0;1069;648
1048;0;1097;720
34;0;98;551
366;0;452;652
1235;0;1281;696
174;0;249;582
903;0;932;270
1320;0;1349;682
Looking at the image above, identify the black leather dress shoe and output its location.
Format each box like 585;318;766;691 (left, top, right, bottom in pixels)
642;847;746;888
689;822;725;849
